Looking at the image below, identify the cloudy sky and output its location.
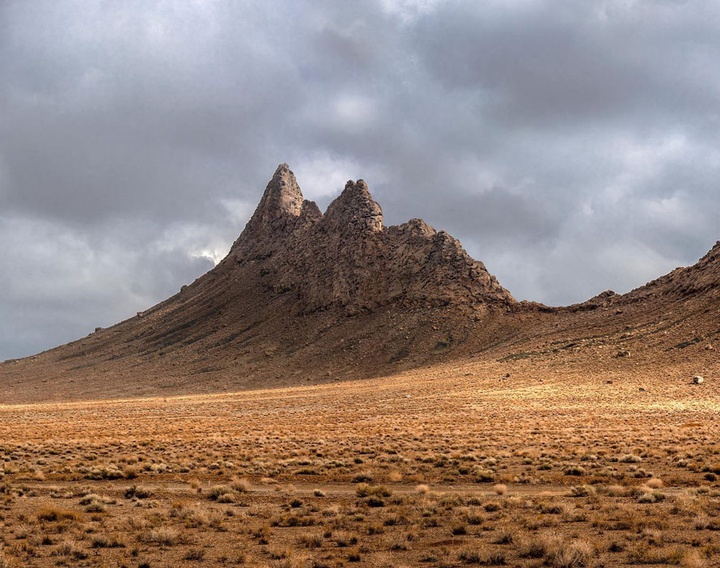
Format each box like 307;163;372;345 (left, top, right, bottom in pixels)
2;0;719;360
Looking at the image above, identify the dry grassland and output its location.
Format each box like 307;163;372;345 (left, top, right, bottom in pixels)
1;360;719;567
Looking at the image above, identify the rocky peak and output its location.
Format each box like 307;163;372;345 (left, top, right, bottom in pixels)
230;164;318;261
229;164;515;311
392;218;437;239
242;163;305;237
323;179;384;234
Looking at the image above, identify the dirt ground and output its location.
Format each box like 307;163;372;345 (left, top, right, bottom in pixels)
1;360;719;567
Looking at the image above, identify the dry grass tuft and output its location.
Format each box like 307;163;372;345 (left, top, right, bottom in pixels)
140;526;187;546
36;507;82;522
545;538;594;567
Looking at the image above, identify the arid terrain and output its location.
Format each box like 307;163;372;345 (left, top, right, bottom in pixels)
0;165;718;566
1;363;719;567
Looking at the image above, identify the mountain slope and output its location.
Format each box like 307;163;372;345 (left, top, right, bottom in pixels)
0;165;520;402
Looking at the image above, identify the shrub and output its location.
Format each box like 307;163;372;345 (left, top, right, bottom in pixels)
563;465;586;476
570;485;594;497
458;547;482;564
206;485;235;501
125;485;153;499
451;523;467;536
297;533;324;549
475;469;496;482
545;539;594;568
352;472;373;483
230;477;251;493
365;497;384;507
355;483;391;498
140;527;186;546
458;547;506;565
52;541;89;560
605;484;627;497
184;548;205;561
80;494;108;513
492;530;513;544
637;489;666;503
37;507;82;522
680;550;707;568
519;536;549;559
91;534;125;548
334;532;358;547
465;511;484;525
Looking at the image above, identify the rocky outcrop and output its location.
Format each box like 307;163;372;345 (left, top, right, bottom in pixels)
617;241;720;304
230;163;315;260
228;164;515;314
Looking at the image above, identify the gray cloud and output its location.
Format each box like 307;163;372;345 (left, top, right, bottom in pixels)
1;0;719;359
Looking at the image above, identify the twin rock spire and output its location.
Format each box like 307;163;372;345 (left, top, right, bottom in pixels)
238;163;383;246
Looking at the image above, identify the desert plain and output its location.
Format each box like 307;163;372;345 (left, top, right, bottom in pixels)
1;354;719;567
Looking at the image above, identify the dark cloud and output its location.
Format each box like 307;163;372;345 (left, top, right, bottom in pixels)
1;0;719;358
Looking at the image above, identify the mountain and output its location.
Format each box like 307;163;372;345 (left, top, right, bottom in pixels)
0;165;519;402
0;165;717;403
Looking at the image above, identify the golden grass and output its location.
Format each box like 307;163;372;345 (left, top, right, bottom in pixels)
0;363;718;566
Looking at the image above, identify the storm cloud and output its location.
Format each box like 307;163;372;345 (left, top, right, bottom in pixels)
2;0;719;359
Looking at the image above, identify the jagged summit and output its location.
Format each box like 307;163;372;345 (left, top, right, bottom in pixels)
234;170;385;248
229;164;515;313
232;163;306;244
261;162;304;216
324;179;384;234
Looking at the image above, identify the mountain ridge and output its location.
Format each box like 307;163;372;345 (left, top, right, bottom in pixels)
227;163;514;315
0;164;717;403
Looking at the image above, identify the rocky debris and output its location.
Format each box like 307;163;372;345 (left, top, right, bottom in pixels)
228;164;515;314
693;375;704;385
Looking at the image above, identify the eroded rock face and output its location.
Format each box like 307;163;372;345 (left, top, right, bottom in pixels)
243;163;305;235
324;180;384;235
229;164;515;314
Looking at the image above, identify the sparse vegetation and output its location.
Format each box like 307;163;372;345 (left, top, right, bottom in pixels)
0;363;717;566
